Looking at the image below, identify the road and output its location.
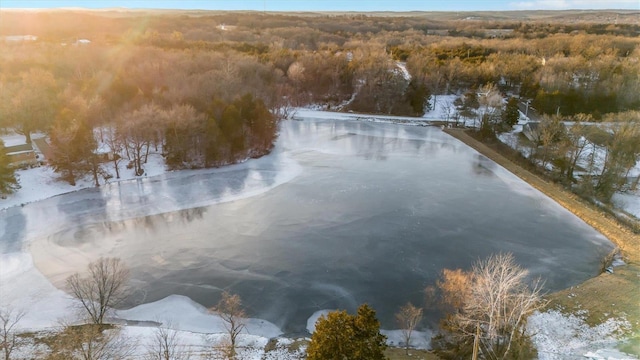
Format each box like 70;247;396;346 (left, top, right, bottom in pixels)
32;137;53;162
518;100;540;121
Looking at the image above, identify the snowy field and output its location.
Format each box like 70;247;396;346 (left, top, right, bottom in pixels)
1;109;638;359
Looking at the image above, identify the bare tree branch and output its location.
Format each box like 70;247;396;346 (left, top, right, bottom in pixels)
66;257;130;325
210;291;246;360
395;302;423;354
0;307;25;360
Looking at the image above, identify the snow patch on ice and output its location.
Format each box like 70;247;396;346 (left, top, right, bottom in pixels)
306;309;332;333
0;252;76;330
117;294;283;338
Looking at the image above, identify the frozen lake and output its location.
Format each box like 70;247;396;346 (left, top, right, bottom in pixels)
2;119;613;333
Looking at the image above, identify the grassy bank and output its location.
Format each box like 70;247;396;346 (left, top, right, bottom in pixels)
443;128;640;263
444;128;639;349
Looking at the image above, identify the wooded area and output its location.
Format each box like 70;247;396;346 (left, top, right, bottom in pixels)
0;10;638;193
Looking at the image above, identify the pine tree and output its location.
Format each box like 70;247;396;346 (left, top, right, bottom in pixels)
501;97;520;130
307;304;388;360
49;112;98;186
0;139;19;196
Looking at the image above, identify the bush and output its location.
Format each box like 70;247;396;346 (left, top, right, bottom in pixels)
307;304;388;360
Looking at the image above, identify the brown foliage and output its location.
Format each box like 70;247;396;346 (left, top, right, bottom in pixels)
211;291;246;359
436;253;546;359
395;302;423;354
437;268;472;312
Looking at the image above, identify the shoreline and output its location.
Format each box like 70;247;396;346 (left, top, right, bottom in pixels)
443;128;640;263
3;120;636;358
444;128;640;349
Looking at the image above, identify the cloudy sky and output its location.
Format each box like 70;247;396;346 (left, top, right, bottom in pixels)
1;0;638;11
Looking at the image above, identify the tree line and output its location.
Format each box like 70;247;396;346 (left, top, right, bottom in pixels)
522;112;640;204
1;10;638;196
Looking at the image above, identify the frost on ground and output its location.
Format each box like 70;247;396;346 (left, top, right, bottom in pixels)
263;338;307;360
527;309;637;360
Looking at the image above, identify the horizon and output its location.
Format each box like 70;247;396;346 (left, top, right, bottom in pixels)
1;0;638;12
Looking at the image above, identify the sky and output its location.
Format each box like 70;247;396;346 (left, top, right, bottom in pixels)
0;0;638;11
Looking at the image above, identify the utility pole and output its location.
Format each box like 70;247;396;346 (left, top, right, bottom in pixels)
472;323;480;360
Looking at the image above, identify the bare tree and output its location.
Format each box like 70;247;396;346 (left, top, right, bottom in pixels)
146;320;190;360
563;119;590;181
442;99;455;127
537;114;567;170
395;302;423;354
118;104;163;176
211;291;246;359
438;253;546;359
0;308;25;360
48;324;133;360
66;257;130;325
105;126;125;180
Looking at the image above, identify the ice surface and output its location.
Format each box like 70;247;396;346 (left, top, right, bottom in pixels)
117;294;282;338
306;309;332;333
0;252;75;330
0;115;624;358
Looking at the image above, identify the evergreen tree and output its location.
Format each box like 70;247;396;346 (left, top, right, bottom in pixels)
307;304;388;360
49;112;98;186
405;80;430;116
0;139;19;196
220;104;245;157
501;97;520;130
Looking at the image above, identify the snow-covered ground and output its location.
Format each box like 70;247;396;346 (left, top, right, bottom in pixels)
528;310;637;360
293;94;463;125
613;192;640;219
396;61;412;81
497;114;640;220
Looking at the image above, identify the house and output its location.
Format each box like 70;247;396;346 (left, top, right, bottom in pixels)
522;122;541;143
4;35;37;42
5;143;38;167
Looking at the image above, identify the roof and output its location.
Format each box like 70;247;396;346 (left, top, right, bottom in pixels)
5;143;33;154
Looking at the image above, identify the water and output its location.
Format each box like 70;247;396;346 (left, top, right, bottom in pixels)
3;119;614;332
